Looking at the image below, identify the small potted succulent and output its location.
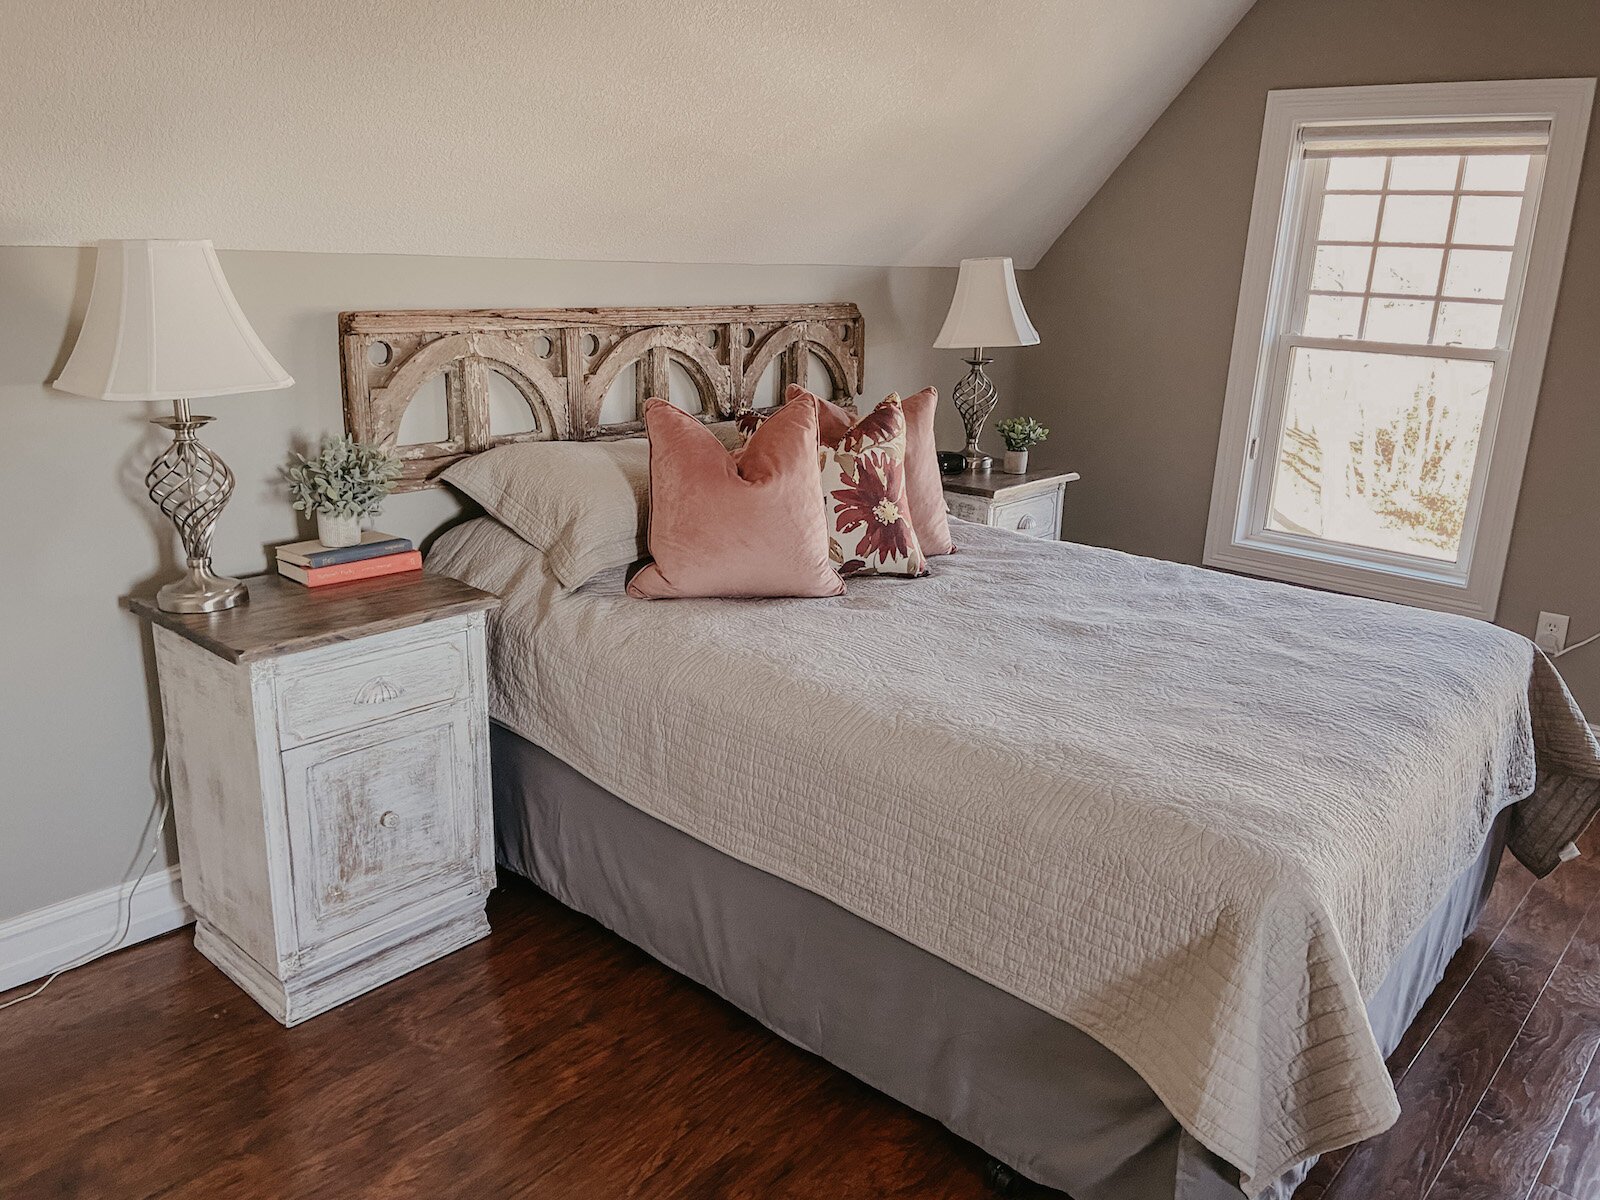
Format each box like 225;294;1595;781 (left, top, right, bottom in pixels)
284;435;402;547
994;416;1050;474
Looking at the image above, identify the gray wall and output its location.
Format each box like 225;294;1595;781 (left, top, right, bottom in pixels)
1018;0;1600;712
0;246;1000;920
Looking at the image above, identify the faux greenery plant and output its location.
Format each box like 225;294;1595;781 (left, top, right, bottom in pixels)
284;435;402;520
994;416;1050;452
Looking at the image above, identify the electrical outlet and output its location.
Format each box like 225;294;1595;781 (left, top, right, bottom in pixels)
1536;611;1570;654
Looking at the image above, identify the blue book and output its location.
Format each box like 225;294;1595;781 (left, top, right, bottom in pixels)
276;532;414;569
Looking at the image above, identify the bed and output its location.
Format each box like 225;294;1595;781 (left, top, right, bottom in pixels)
343;305;1600;1199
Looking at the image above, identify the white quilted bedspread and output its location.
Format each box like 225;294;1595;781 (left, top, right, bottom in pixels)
429;517;1600;1194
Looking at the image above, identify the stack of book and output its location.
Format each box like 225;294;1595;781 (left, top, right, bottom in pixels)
275;531;421;587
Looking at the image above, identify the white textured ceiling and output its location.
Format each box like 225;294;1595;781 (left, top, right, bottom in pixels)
1;0;1252;267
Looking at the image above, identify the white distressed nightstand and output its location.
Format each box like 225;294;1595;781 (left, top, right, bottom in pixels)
128;571;500;1026
942;466;1080;539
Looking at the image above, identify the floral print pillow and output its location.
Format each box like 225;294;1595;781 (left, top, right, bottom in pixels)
819;395;928;578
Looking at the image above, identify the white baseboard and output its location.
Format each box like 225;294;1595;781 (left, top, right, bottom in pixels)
0;866;194;993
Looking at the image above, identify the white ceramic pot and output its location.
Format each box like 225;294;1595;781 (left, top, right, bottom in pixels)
317;511;362;548
1002;449;1030;475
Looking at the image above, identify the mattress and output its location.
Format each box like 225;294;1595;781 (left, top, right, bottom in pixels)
428;513;1599;1192
489;724;1507;1199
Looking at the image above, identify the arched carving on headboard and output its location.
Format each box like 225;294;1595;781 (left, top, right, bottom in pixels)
479;359;565;442
582;325;732;433
739;324;804;405
339;304;864;490
738;321;862;411
797;323;858;404
362;331;568;461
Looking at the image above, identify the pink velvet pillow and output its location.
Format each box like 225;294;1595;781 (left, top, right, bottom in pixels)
628;397;844;600
780;385;955;556
896;386;956;557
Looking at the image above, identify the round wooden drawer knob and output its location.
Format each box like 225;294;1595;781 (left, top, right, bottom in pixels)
379;811;400;829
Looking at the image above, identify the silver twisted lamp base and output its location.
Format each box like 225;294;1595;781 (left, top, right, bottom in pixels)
952;352;998;471
147;398;248;613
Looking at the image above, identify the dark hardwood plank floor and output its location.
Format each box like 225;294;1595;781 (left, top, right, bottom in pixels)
1301;815;1600;1200
2;819;1597;1200
1540;1046;1600;1198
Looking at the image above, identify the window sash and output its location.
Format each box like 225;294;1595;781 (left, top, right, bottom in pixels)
1239;341;1507;584
1284;153;1547;349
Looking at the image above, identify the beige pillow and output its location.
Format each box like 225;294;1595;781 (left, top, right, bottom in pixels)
441;438;650;589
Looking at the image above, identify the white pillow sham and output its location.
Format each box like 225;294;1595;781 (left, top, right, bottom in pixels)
439;421;748;589
441;438;650;589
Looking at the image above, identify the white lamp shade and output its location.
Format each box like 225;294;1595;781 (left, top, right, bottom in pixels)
53;239;293;401
933;256;1040;350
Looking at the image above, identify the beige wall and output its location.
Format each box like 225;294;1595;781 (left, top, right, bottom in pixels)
0;0;1254;269
1018;0;1600;711
0;246;1000;921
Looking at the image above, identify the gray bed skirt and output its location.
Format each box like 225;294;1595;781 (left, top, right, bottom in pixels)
490;723;1508;1200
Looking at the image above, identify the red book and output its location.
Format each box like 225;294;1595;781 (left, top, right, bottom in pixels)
277;550;423;588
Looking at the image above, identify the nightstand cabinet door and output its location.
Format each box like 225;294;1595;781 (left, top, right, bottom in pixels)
280;702;482;949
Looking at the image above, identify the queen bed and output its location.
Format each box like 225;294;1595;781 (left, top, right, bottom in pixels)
343;305;1600;1200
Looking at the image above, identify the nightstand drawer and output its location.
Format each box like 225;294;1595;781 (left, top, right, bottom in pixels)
992;491;1060;539
275;633;470;747
945;494;990;523
280;703;482;949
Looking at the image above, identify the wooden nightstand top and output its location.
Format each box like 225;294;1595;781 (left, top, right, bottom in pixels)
941;466;1080;500
126;571;500;664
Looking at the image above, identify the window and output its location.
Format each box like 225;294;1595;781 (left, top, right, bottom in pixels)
1206;80;1593;618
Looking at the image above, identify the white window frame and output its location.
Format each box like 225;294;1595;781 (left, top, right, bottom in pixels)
1205;79;1593;619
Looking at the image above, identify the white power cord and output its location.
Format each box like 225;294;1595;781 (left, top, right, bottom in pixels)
0;748;174;1011
1554;629;1600;659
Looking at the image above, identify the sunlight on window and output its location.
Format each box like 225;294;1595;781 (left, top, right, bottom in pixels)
1267;350;1491;562
1442;249;1512;300
1462;153;1530;191
1379;194;1452;242
1325;155;1386;190
1454;196;1524;246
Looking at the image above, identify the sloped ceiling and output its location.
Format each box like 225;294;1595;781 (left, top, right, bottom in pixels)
0;0;1253;267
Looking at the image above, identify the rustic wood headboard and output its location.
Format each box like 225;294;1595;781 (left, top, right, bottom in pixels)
339;304;865;492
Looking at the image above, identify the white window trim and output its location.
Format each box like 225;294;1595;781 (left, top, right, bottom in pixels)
1204;78;1594;620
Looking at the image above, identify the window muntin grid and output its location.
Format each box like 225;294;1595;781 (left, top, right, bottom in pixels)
1294;151;1538;350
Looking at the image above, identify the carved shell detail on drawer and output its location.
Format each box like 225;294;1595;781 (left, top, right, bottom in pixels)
354;676;406;706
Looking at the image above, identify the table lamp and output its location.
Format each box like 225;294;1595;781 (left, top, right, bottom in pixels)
934;257;1040;470
54;239;293;613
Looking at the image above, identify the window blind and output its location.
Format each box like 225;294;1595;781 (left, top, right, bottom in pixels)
1301;120;1550;157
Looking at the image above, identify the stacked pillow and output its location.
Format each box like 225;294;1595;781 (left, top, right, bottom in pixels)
441;438;651;589
441;385;950;601
633;387;954;598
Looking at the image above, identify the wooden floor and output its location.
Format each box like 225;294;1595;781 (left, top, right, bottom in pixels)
4;819;1598;1200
